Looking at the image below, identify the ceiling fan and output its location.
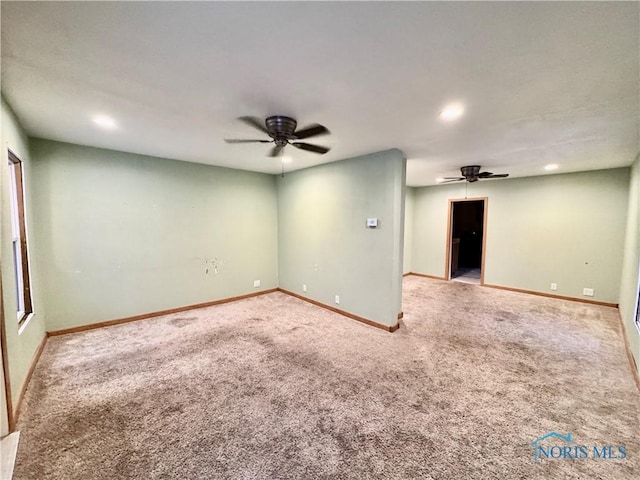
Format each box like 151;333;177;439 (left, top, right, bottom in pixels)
439;165;509;183
225;116;330;157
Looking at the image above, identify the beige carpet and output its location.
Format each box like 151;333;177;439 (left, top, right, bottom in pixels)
13;276;640;479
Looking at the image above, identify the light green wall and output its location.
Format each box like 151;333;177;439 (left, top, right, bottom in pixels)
29;139;278;332
412;185;449;278
277;150;406;327
1;97;47;435
403;187;414;274
412;168;630;303
619;154;640;375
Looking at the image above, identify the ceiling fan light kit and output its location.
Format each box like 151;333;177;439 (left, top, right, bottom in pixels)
225;115;330;158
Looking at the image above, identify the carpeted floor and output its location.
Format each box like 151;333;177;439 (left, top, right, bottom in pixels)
13;276;640;479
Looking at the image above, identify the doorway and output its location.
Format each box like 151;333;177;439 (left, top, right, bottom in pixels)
445;198;487;285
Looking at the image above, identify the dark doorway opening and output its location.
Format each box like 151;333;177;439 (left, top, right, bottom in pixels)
446;198;487;284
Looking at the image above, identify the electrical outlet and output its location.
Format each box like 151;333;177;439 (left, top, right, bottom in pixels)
253;280;261;288
550;283;557;291
335;295;340;305
583;288;594;297
303;284;307;292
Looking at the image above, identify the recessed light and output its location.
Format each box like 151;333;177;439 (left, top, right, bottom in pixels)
92;115;117;130
439;103;465;121
281;156;292;164
544;164;559;171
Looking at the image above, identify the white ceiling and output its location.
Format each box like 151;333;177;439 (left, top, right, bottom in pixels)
1;1;638;186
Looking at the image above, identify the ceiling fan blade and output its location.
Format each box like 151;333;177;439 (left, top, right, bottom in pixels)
291;142;330;154
293;124;330;140
478;171;493;177
438;178;464;184
268;145;284;157
442;176;465;180
224;139;271;143
487;173;509;178
238;116;268;134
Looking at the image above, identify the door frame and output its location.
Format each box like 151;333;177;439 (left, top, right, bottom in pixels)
444;197;488;284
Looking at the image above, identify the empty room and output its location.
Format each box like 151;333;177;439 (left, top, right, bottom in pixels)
1;2;639;479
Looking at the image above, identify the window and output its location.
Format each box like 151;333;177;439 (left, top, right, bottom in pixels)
8;150;33;323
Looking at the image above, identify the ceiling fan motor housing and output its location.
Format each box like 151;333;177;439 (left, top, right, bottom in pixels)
461;165;481;182
266;116;297;145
